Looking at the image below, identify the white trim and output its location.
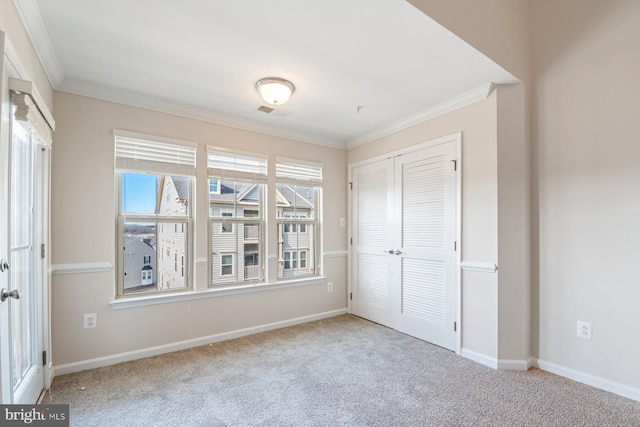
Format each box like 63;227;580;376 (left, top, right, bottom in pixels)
454;135;462;355
58;80;345;150
110;276;327;310
460;261;498;273
50;262;113;275
346;84;494;149
11;0;64;87
534;359;640;402
323;250;348;258
461;348;498;369
52;308;347;376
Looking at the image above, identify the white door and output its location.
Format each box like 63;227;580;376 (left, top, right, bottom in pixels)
393;144;457;350
351;140;458;350
0;39;46;404
351;158;394;326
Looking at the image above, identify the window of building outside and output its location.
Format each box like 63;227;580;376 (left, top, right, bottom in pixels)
208;149;267;286
115;133;195;296
209;179;220;194
276;159;322;280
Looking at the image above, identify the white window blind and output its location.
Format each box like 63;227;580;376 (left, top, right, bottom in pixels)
115;136;196;176
207;149;268;182
275;158;323;187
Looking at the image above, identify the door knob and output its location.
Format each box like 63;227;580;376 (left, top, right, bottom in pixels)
394;249;403;255
0;259;8;272
1;288;21;302
383;249;394;254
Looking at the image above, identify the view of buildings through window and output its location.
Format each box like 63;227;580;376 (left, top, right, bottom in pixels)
121;174;190;294
120;176;320;294
117;138;322;296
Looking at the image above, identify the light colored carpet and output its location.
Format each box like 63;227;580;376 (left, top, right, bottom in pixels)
44;315;640;426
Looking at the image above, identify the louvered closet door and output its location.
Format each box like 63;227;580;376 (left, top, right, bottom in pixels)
393;143;456;350
351;158;395;327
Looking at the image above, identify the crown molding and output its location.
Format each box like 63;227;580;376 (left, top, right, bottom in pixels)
346;83;495;150
57;79;346;150
12;0;64;87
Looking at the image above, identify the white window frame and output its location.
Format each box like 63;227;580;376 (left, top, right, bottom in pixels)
275;158;322;282
115;131;196;298
209;178;220;194
110;148;328;309
220;211;234;234
208;147;267;287
220;253;235;277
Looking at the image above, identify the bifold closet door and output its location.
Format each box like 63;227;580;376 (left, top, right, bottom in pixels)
351;140;457;351
351;158;394;328
393;143;456;351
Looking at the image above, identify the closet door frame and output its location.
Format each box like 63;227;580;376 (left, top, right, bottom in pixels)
348;132;462;354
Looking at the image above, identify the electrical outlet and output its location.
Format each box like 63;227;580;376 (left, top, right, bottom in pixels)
577;321;591;340
327;282;334;292
84;313;97;329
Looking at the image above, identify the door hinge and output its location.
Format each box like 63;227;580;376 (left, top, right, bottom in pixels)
454;241;457;251
350;292;353;300
349;182;353;190
350;237;352;245
452;160;457;171
42;350;47;366
454;322;457;332
41;244;45;259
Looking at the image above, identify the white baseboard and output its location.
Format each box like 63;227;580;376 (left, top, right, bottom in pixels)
534;358;640;402
461;348;530;371
461;348;498;369
53;308;347;377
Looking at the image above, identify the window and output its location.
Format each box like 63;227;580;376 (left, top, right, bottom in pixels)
115;136;324;302
283;252;291;270
221;212;233;233
283;251;307;273
276;159;322;280
209;179;220;194
116;133;195;296
300;250;307;268
208;149;267;286
221;254;234;276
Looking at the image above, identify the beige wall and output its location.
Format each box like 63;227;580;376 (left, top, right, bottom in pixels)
0;0;53;109
496;84;530;363
51;92;348;366
532;0;640;388
348;92;500;359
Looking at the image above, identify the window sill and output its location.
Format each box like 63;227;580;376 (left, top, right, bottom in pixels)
109;276;327;310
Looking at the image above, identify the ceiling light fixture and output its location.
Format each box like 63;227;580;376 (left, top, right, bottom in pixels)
256;77;295;106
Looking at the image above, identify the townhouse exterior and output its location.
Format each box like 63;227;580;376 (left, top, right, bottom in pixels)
122;176;315;292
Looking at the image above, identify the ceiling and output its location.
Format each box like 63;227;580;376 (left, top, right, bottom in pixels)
16;0;518;149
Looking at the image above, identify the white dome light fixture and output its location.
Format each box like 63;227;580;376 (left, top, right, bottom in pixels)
256;77;295;106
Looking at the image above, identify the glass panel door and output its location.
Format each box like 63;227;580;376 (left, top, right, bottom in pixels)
8;118;43;403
